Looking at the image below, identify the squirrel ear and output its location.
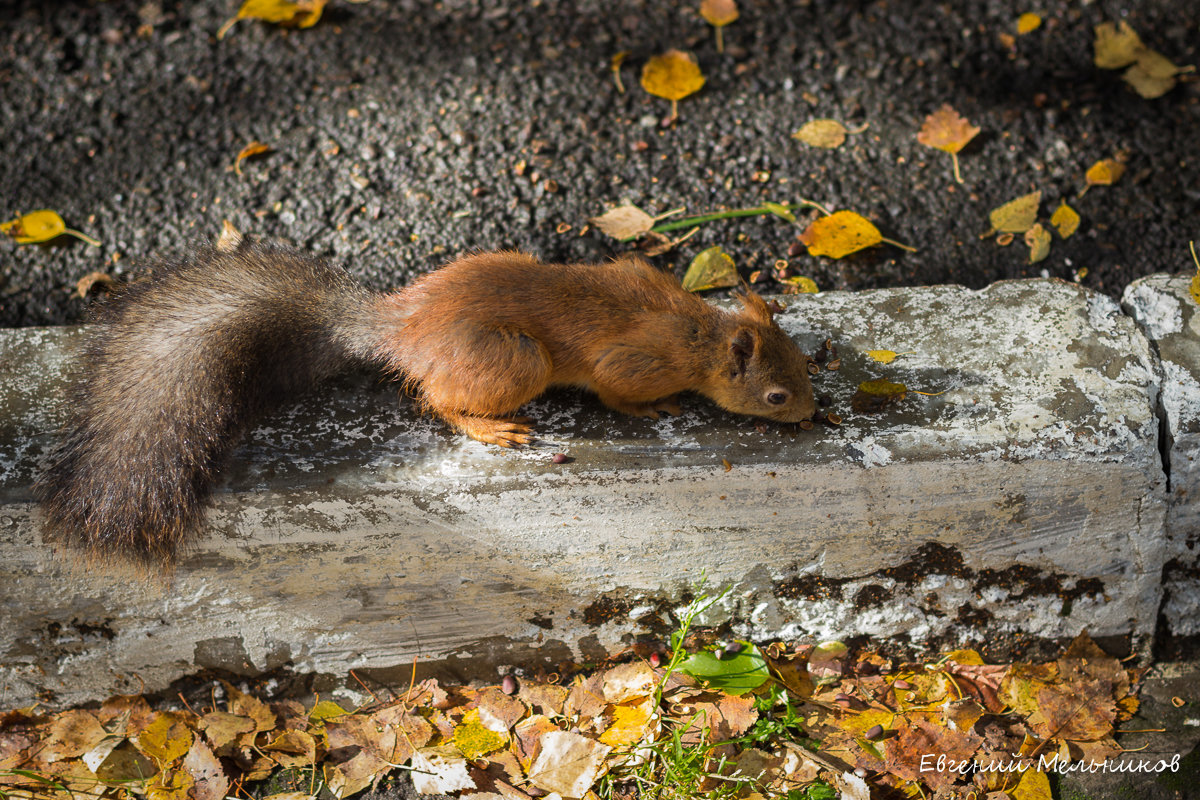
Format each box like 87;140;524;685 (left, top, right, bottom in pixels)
730;327;757;376
737;290;775;325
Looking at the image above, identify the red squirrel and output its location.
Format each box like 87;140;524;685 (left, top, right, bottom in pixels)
36;230;816;567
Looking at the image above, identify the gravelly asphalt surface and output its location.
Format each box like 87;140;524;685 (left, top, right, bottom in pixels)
1;0;1197;327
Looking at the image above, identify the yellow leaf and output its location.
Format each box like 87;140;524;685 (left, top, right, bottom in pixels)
792;119;848;149
234;141;271;175
218;0;326;38
599;696;656;747
1189;241;1199;307
1011;769;1053;800
682;245;739;292
1050;202;1080;238
2;209;65;242
942;649;985;666
452;709;507;760
699;0;738;27
1017;12;1042;35
136;712;194;763
986;191;1041;235
798;210;882;259
916;104;980;155
1025;223;1051;264
641;50;705;116
780;276;818;293
589;205;655;240
866;350;899;364
1123;50;1186;98
1085;158;1125;187
1093;21;1144;69
851;379;907;413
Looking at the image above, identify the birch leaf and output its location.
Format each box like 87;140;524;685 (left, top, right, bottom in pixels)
798;210;882;258
589;205;655;240
218;0;326;39
1093;21;1144;69
682;245;739;292
792;119;848;149
986;191;1041;235
1050;203;1080;238
1025;223;1051;264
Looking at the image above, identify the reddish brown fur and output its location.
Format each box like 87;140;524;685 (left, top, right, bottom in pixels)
38;241;814;567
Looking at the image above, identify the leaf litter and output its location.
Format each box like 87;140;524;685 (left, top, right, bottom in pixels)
0;612;1147;800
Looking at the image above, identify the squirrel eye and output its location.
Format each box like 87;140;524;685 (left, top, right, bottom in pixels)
767;391;788;406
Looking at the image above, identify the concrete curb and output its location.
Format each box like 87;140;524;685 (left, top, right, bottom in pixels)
0;276;1193;708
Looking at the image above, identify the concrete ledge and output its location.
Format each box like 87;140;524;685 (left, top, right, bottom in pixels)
0;279;1173;708
1124;273;1200;640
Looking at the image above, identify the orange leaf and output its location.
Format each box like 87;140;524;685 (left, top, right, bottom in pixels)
234;141;271;175
1016;12;1042;35
916;104;980;154
699;0;738;27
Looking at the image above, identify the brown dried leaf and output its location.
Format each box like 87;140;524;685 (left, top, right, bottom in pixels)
518;682;569;718
526;730;612;797
183;738;229;800
227;685;277;732
199;711;257;752
884;716;983;791
916;104;980;154
589;205;655;240
262;728;317;768
602;662;659;704
42;710;108;763
1031;679;1116;742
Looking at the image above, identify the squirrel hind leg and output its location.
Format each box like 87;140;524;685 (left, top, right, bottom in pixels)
412;324;553;431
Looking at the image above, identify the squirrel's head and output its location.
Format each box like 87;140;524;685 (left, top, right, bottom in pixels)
705;291;817;423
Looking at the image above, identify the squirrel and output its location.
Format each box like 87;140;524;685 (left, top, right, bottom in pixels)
35;229;816;568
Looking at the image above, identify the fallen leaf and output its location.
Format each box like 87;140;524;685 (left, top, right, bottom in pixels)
262;729;317;768
1123;50;1186;98
234;141;271;175
42;711;108;763
183;739;229;800
699;0;738;27
641;50;705;120
218;0;326;38
1025;223;1051;264
589;205;655;240
135;711;193;763
199;711;256;751
1017;12;1042;34
1050;203;1080;238
793;119;848;149
73;270;115;298
682;245;739;292
1190;241;1200;307
1;209;100;246
780;275;819;294
700;0;738;52
598;695;656;747
526;730;612;797
1093;21;1144;69
410;746;477;795
611;50;629;94
453;709;508;760
917;105;980;183
850;379;907;413
1010;768;1052;800
866;350;899;364
798;210;883;258
986;191;1041;235
1084;158;1125;194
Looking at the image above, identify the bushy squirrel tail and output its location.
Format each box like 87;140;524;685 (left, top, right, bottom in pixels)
35;232;380;568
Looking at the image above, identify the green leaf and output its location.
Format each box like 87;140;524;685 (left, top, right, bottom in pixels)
677;642;770;695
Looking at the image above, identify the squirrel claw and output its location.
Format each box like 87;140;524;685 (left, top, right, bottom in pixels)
445;412;535;447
